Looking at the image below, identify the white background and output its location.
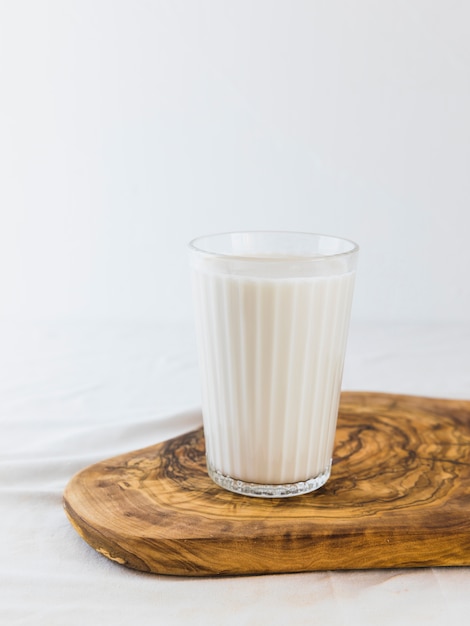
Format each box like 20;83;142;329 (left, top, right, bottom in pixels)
2;5;470;624
1;0;469;324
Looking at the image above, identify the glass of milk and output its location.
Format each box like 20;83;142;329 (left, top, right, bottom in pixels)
188;231;359;498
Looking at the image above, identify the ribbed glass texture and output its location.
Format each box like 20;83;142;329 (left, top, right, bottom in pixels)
189;232;358;497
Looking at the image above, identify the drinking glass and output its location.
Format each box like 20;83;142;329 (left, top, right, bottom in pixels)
188;231;359;497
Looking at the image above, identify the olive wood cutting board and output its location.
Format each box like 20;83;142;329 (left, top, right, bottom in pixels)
63;392;470;576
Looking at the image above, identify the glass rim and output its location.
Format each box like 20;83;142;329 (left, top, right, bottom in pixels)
188;230;359;263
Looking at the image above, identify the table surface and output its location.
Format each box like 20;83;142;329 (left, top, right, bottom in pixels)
1;319;470;625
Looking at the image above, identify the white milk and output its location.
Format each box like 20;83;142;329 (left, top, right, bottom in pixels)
191;266;356;487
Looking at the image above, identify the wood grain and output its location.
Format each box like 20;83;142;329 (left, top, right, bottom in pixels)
63;392;470;576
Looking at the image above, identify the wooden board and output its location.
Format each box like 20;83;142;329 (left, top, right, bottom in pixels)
63;392;470;576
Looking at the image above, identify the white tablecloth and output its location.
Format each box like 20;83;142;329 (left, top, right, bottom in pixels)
1;319;470;625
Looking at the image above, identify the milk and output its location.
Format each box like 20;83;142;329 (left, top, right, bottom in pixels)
191;264;356;488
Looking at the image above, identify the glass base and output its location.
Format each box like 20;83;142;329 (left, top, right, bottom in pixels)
207;461;332;498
